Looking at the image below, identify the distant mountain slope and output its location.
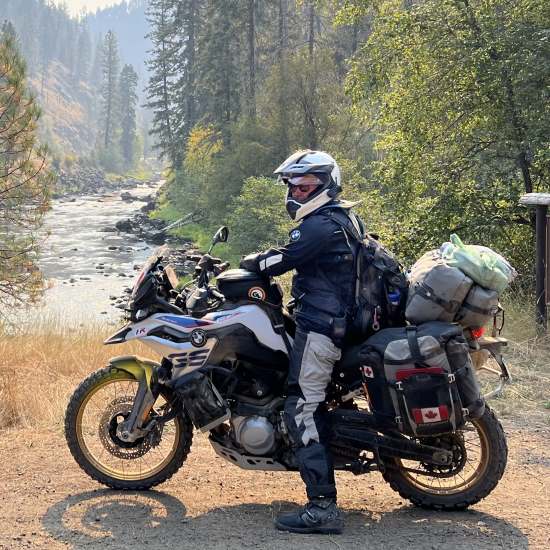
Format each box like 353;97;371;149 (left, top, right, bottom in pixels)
0;0;150;159
30;61;97;157
86;0;150;92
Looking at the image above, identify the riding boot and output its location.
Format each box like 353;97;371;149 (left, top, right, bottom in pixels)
275;498;343;534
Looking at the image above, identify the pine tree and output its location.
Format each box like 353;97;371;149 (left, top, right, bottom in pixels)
197;0;244;145
172;0;199;145
145;0;178;165
118;64;139;168
0;33;52;309
100;30;120;150
76;24;92;83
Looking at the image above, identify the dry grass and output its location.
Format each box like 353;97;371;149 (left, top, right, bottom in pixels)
0;295;548;431
0;315;155;430
487;293;550;425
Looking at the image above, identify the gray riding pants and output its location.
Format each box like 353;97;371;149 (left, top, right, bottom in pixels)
284;327;342;501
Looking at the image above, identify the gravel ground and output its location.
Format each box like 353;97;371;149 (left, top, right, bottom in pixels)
0;420;548;550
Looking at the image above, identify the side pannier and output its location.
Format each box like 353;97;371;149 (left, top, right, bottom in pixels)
359;322;484;437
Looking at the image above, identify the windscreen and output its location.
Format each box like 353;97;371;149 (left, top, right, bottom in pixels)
131;245;170;298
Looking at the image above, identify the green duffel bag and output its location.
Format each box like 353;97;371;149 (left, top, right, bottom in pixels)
441;234;517;293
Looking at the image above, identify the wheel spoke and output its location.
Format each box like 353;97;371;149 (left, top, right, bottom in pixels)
75;375;182;482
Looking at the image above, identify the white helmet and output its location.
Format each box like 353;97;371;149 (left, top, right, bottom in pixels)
273;150;342;221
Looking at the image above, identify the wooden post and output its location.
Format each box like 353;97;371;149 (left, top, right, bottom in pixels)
519;193;550;333
535;206;547;330
547;211;550;309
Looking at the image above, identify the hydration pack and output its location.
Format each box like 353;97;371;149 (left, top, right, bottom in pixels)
320;208;408;340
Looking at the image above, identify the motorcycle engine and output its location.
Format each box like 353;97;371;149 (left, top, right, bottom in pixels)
231;415;277;456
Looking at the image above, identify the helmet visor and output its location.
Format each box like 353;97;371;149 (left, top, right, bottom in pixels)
285;175;322;201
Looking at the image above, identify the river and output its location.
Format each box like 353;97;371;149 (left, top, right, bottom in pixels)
28;180;164;326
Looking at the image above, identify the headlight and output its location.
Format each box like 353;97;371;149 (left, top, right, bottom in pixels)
135;309;148;321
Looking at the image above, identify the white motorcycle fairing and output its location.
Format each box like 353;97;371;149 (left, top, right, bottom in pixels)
107;304;290;378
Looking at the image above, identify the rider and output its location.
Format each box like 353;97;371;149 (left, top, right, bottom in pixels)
239;150;364;534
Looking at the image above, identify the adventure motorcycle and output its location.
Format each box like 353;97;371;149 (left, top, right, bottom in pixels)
65;227;511;510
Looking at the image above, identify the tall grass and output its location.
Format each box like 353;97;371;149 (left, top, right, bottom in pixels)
0;315;155;430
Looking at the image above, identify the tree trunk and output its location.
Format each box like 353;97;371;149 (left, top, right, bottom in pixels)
247;0;256;120
278;0;289;155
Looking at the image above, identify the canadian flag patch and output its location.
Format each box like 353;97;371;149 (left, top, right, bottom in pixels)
362;366;374;378
412;406;449;424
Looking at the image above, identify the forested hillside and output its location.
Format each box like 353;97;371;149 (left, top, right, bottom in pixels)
0;0;149;170
148;0;549;280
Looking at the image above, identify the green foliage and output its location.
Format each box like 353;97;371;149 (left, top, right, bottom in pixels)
342;0;550;274
0;33;52;309
228;177;293;255
118;64;139;169
100;30;120;151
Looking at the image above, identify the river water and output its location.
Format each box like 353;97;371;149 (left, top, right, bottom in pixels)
28;180;163;326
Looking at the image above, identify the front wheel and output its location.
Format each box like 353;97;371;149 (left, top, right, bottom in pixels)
382;407;507;510
65;367;193;490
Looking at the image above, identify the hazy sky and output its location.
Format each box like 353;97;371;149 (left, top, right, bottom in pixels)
55;1;125;16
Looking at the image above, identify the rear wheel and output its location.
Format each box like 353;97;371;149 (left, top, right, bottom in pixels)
382;407;507;510
65;367;193;490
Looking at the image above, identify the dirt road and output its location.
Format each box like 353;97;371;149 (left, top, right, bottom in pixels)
1;421;548;550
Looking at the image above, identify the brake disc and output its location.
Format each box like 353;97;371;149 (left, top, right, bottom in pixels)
98;397;153;459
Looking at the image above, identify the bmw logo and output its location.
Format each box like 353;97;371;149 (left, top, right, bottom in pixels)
190;329;207;347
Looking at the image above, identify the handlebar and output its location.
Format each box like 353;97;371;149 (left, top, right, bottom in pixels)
213;261;230;276
186;253;223;265
209;288;226;302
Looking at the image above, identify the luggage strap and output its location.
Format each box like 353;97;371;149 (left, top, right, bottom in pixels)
461;301;499;316
406;326;423;363
416;282;460;314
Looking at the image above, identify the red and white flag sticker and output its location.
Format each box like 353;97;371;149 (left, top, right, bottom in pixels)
412;406;449;424
362;366;374;378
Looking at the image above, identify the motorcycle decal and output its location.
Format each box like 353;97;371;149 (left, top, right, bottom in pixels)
211;311;241;322
248;287;266;300
412;406;449;424
168;349;210;367
157;315;213;329
362;365;374;378
190;329;207;347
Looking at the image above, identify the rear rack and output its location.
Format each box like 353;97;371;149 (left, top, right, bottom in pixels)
475;336;512;400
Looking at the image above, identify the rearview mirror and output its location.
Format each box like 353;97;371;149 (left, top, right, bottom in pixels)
208;226;229;253
213;226;228;244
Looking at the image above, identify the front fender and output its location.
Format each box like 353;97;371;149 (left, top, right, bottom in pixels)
108;355;160;389
108;356;162;432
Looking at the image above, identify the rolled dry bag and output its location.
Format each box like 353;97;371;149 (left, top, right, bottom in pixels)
406;251;473;324
455;285;499;329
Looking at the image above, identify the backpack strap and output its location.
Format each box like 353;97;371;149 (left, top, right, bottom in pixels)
317;205;364;243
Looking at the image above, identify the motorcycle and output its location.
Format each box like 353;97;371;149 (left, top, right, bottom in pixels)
65;226;511;510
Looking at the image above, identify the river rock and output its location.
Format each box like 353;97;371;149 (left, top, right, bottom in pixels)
121;192;138;202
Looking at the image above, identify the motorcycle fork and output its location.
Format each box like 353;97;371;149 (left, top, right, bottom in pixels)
108;358;162;443
122;377;158;438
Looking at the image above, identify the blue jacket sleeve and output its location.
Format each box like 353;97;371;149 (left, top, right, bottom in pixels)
255;216;336;277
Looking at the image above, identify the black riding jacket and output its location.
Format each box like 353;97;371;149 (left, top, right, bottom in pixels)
252;203;363;324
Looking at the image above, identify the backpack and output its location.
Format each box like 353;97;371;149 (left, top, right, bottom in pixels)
320;207;409;340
